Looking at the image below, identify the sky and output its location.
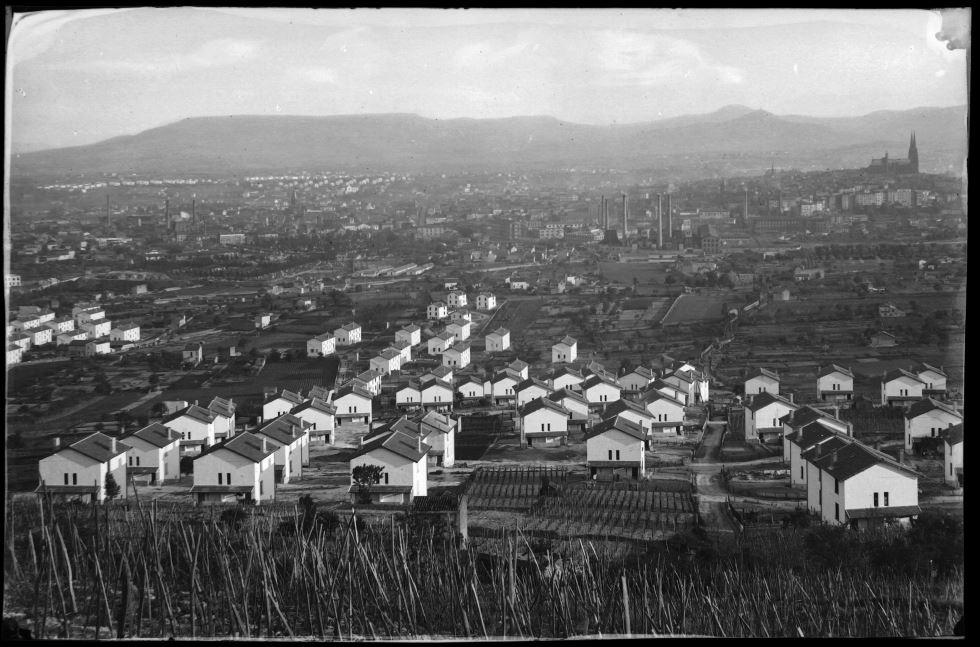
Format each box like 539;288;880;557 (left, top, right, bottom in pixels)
5;8;969;152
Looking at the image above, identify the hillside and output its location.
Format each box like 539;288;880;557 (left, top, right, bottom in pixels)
11;105;967;177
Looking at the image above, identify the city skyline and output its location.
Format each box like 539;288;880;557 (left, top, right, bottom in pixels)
6;8;969;152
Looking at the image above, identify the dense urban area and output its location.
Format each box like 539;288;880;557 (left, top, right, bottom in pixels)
4;136;966;639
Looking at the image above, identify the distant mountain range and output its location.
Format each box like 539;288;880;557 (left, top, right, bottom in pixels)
11;104;967;177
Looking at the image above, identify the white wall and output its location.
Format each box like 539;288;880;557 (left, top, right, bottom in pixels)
397;387;422;407
833;464;918;525
586;430;645;472
351;447;417;493
905;409;961;451
523;408;568;434
817;373;853;394
614;409;653;433
944;441;962;484
620;373;651;392
517;385;551;407
745;375;779;396
552;374;583;391
881;376;924;404
39;449;105;498
166;417;215;446
584;383;620;406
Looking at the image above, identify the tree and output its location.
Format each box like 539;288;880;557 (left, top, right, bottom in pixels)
351;464;385;504
104;473;121;500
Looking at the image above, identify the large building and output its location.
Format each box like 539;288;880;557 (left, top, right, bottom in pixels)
866;133;919;175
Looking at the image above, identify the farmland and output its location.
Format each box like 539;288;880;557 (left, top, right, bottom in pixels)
660;293;728;326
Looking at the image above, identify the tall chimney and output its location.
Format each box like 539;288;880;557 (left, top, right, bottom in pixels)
657;193;663;247
666;194;673;239
622;193;628;241
262;437;268;453
111;437;117;453
359;434;364;447
106;195;111;231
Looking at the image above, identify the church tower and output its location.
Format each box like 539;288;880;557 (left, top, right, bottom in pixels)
908;131;919;174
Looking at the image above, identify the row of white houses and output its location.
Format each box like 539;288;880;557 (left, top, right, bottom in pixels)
306;322;363;357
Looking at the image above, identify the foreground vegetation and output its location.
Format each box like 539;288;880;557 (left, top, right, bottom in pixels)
2;496;962;638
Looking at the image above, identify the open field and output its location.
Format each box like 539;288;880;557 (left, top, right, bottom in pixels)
661;293;727;325
597;261;670;286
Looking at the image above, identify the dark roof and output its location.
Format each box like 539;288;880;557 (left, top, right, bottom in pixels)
913;362;946;377
255;417;308;445
421;378;453;393
846;505;921;520
59;432;131;462
492;370;519;384
811;442;919;481
747;367;780;382
800;435;852;461
905;397;961;420
430;365;453;378
779;405;839;429
519;397;570;418
549;365;583;380
208;396;235;418
401;324;421;333
548;387;588;405
585;415;646;441
942;423;963;446
291;398;337;416
516;377;552;393
639;388;685;407
265;389;305;406
602;397;653;419
419;410;455;436
556;336;576;347
582;373;621;390
121;423;180;448
188;485;254;494
198;432;275;463
747;391;796;412
882;368;923;384
308;385;332;400
508;359;529;370
626;366;654;380
786;421;843;450
489;327;510;337
819;364;853;379
447;341;471;352
334;383;374;400
352;429;430;462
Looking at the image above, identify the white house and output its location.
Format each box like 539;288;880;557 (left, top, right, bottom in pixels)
880;369;925;407
639;390;686;435
450;309;473;323
36;433;130;503
442;341;471;369
816;365;854;402
254;313;273;329
428;365;454;384
263;389;306;422
121;423;181;485
745;368;780;402
398;379;424;409
491;370;519;405
391;339;413;365
649;378;686;405
164;404;218;454
602;398;656;437
354;369;383;397
805;440;920;529
73;306;106;324
421;378;454;412
516;377;554;407
81;319;112;339
485;327;511;352
447;291;468;308
581;374;622;410
457;376;486;401
396;324;422;347
349;427;429;504
417;410;457;468
780;405;852;465
585;416;647;481
661;371;695;406
371;348;403;375
207;396;237;441
620;366;655;393
913;362;948;398
307;333;337;358
520;398;570;447
254;417;309;484
552;336;578;364
509;279;530;291
48;316;75;334
190;432;276;505
7;344;24;365
446;320;471;341
333;383;374;426
903;398;962;452
289;398;337;444
28;326;53;347
109;323;140;343
427;331;456;355
85;338;112;357
548;366;585;392
56;331;88;346
507;360;530;381
427;301;449;320
476;293;497;310
9;332;32;352
547;388;590;420
334;322;362;346
942;424;963;486
744;392;798;444
790;424;851;490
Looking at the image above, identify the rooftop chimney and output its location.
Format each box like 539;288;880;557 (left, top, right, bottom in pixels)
788;392;794;404
111;437;117;453
53;436;61;449
417;435;422;453
262;437;268;453
359;435;364;448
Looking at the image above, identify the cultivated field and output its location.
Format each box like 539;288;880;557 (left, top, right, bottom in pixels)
660;293;728;325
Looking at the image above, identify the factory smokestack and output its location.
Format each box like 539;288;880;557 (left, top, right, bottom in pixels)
105;195;111;231
657;193;663;248
192;199;196;226
164;199;169;227
622;193;628;242
744;187;749;221
666;194;672;242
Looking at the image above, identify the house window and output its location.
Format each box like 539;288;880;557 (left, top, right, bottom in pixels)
615;450;621;460
226;473;231;484
541;424;545;431
873;492;879;507
129;456;133;466
800;466;804;479
950;463;954;475
64;473;69;485
72;473;77;485
384;472;389;485
884;492;889;507
835;503;839;521
818;490;822;504
547;423;551;431
608;450;613;460
834;479;839;494
218;473;223;484
259;481;264;495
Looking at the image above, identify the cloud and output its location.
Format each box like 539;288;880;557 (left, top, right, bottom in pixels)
453;40;529;69
592;30;745;86
77;37;262;76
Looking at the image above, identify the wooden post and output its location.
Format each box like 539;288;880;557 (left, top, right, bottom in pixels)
621;574;631;635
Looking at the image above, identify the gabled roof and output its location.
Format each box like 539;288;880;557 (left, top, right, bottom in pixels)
585;415;646;441
492;370;519;385
625;366;654;380
265;389;305;406
779;405;839;429
291;397;336;416
338;322;361;331
519;397;570;418
819;364;853;379
459;375;483;386
421;378;454;393
164;404;217;425
913;362;946;377
60;432;131;462
639;388;685;408
433;331;455;342
872;330;896;339
352;429;429;462
200;431;275;463
488;327;510;337
811;441;919;481
447;319;471;329
311;332;334;342
555;335;577;347
801;435;852;461
602;397;654;420
401;324;421;333
308;385;332;400
942;423;963;446
582;373;621;390
649;377;679;392
508;359;529;371
208;396;235;418
747;367;780;382
746;391;797;412
419;410;455;436
122;423;180;448
447;341;471;353
882;368;925;384
904;397;961;420
356;368;381;383
391;339;411;350
785;421;843;449
429;300;447;307
378;348;401;361
548;387;588;406
516;377;552;394
549;365;583;380
430;365;453;378
255;418;306;445
334;383;374;400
